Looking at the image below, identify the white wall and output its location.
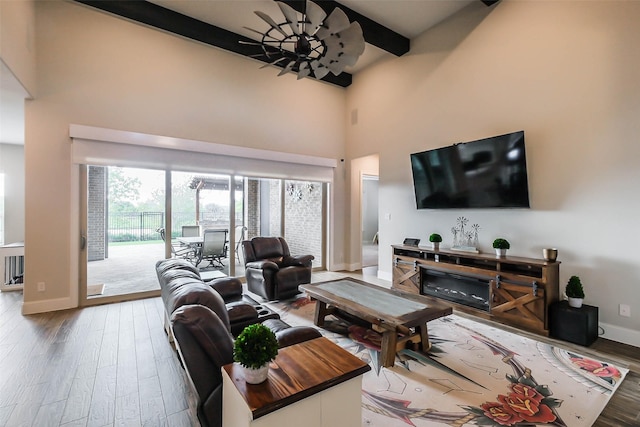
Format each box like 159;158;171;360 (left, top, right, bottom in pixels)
346;1;640;345
0;144;25;243
23;1;347;311
0;0;36;95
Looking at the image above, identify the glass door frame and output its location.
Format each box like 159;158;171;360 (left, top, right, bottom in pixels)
79;165;162;307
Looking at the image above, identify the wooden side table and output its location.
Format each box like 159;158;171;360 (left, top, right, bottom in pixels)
549;300;599;346
222;336;370;427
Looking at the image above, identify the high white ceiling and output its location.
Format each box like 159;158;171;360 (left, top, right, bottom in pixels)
1;0;476;146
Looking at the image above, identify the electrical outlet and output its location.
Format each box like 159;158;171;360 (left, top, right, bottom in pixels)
37;282;46;292
619;304;631;317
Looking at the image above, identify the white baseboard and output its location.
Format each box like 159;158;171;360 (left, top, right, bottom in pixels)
328;263;347;272
599;322;640;348
22;296;76;315
346;263;362;272
378;270;393;282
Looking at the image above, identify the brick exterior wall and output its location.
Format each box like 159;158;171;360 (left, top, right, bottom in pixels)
283;181;323;267
88;166;106;261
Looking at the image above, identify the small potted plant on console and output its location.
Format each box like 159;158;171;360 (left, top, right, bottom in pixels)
233;323;279;384
565;275;585;308
492;238;510;257
429;233;442;251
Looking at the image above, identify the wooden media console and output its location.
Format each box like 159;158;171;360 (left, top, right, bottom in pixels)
392;244;560;335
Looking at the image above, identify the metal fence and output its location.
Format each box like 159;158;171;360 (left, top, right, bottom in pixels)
107;211;241;242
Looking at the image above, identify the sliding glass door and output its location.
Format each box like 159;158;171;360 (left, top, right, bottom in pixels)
81;165;165;304
80;167;327;305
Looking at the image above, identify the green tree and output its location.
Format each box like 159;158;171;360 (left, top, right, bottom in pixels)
109;168;141;212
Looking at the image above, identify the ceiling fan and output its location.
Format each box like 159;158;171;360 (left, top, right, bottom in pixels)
242;0;365;80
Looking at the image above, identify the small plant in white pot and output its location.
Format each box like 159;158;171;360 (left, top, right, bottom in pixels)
429;233;442;251
233;323;279;384
565;275;585;308
492;238;510;257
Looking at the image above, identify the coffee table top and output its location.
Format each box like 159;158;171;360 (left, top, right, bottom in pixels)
300;278;452;329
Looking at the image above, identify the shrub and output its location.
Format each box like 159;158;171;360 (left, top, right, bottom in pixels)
429;233;442;243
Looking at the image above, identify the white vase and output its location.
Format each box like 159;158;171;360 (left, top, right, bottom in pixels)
568;297;583;308
243;363;270;384
495;248;507;257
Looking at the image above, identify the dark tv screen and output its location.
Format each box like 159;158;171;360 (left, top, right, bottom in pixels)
410;131;530;209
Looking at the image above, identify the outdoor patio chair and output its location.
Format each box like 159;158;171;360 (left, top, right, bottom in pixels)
156;227;197;263
199;229;228;269
181;225;201;237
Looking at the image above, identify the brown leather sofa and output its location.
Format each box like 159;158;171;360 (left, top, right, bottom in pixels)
155;259;321;427
242;236;314;301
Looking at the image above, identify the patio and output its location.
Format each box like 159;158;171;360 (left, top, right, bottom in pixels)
87;241;245;298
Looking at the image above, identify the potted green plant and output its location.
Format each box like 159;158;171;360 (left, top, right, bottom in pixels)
429;233;442;251
565;275;585;308
233;323;279;384
492;238;510;257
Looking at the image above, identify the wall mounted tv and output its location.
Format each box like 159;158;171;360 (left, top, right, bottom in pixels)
410;130;530;209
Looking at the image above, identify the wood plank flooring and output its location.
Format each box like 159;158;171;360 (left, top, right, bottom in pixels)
1;271;639;426
0;291;197;427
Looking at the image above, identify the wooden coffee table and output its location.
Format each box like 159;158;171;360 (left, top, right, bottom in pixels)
300;278;452;367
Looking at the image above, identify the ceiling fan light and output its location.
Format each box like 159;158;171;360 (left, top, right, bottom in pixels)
250;1;363;81
277;2;301;35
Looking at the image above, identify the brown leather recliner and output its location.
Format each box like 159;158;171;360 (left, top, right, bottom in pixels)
242;236;314;301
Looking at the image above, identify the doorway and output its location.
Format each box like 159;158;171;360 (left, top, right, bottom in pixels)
361;175;379;274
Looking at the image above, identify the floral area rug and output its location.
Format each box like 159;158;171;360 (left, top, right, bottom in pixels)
266;296;628;427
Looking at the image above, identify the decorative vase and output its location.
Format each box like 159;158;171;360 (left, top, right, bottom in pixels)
242;363;270;384
568;297;583;309
495;248;507;257
432;242;440;251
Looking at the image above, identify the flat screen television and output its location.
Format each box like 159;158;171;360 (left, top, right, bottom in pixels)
410;130;530;209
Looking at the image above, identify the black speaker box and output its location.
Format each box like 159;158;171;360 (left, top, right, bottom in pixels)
549;301;598;346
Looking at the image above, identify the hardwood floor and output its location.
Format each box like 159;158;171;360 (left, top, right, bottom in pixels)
0;291;197;427
1;270;639;426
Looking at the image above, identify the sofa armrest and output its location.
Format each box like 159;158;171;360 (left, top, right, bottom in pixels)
283;254;314;267
226;302;259;325
262;318;322;348
207;277;243;302
276;326;322;348
246;260;279;271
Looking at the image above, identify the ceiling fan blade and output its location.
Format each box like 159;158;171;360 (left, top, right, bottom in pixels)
297;62;311;79
310;60;331;79
254;11;288;38
305;1;326;36
277;2;301;35
260;57;288;69
315;7;349;40
277;60;296;76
